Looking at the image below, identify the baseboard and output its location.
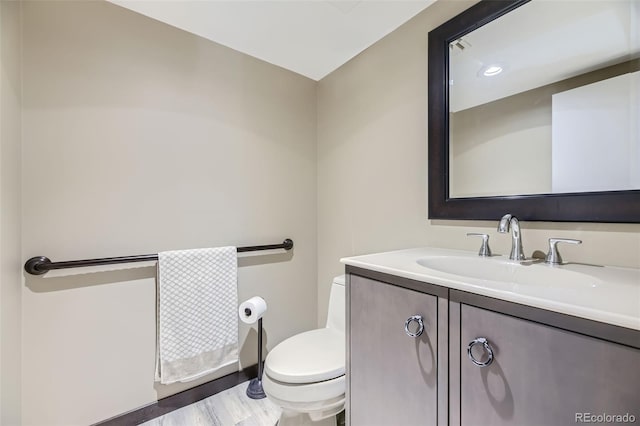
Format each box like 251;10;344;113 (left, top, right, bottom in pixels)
93;365;258;426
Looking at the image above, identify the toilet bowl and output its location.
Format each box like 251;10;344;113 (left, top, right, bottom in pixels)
263;275;346;426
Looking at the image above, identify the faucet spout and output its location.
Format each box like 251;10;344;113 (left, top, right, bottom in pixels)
498;214;512;233
497;214;525;261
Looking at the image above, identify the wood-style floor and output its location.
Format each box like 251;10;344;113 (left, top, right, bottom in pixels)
140;382;281;426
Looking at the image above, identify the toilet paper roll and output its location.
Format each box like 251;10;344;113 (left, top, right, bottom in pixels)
239;296;267;324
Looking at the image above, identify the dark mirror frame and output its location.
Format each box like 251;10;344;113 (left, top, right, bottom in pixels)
427;0;640;223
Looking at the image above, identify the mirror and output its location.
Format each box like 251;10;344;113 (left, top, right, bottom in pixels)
428;0;640;223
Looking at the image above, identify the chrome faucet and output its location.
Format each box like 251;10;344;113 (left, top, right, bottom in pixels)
497;214;525;261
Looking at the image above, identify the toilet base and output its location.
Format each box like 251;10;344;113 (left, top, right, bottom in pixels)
276;409;337;426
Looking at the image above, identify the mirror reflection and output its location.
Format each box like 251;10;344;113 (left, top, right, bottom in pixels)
448;0;639;198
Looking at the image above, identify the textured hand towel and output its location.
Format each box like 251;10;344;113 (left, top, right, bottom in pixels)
156;247;238;384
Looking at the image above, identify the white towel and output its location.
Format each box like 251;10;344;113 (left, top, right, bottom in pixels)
155;247;238;384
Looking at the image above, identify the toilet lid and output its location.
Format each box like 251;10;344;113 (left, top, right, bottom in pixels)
265;328;345;384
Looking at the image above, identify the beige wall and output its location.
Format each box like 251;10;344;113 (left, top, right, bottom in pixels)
21;1;317;424
316;0;640;325
0;0;23;424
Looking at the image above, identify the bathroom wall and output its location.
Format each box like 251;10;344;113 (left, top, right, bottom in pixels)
21;1;317;425
316;0;640;326
0;0;23;424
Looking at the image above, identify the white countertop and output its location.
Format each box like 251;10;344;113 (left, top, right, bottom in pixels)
341;247;640;331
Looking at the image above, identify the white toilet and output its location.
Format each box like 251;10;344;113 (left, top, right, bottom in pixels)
263;275;346;426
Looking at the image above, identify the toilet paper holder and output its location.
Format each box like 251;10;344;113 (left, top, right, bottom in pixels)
245;309;266;400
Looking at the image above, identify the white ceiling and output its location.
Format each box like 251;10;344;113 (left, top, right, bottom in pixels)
108;0;435;81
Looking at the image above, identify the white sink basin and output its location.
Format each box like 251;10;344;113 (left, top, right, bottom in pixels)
415;255;626;313
415;256;602;289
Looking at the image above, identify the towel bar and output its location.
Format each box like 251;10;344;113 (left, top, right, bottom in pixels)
24;239;294;275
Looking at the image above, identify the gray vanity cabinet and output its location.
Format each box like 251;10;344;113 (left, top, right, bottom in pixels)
346;267;640;426
451;303;640;426
347;273;445;426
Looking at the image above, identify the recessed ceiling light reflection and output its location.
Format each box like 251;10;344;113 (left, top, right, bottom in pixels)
482;65;503;76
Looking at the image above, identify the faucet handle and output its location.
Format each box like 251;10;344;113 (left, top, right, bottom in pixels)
545;238;582;265
467;233;492;257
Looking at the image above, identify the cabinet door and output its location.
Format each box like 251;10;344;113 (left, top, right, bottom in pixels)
349;275;438;426
458;304;640;426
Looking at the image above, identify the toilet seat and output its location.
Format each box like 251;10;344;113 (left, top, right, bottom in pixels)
265;328;345;384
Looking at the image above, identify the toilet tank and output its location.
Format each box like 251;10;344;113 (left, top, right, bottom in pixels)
325;275;346;333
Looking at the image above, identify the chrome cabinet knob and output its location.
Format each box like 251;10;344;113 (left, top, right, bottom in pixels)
404;315;424;337
467;337;494;367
